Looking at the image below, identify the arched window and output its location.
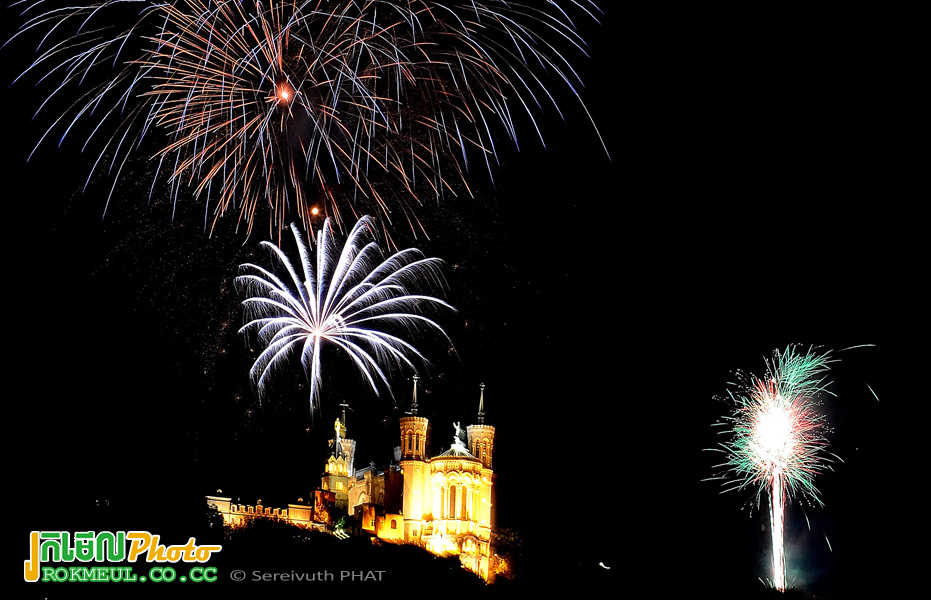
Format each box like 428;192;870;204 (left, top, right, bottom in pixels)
390;519;398;530
449;485;457;519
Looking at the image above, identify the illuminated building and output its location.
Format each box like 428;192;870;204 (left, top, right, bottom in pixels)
207;379;498;581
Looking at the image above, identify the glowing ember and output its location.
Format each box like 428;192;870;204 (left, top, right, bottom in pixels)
277;84;292;103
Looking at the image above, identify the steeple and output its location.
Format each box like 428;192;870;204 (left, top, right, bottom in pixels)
467;384;495;470
334;402;348;449
399;376;430;461
477;382;485;424
325;403;356;478
322;402;356;511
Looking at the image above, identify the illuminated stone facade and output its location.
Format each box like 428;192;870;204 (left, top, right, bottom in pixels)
329;383;498;580
206;383;497;581
204;496;313;528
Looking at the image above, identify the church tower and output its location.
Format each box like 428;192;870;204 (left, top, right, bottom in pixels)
467;384;496;532
322;403;356;511
400;376;431;521
467;383;495;469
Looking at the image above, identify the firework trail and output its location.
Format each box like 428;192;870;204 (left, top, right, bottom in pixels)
709;346;835;592
236;215;452;413
8;0;606;237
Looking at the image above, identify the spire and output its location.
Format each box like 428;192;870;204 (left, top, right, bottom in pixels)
327;402;355;474
334;402;348;440
332;416;345;458
331;403;348;458
477;382;485;424
411;375;420;416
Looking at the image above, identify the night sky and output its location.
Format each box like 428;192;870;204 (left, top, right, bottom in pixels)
6;4;914;598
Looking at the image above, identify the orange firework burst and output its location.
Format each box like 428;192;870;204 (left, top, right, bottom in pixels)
9;0;606;238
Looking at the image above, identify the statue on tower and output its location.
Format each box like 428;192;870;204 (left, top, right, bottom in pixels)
452;422;466;448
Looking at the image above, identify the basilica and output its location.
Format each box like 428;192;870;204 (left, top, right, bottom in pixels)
206;379;498;581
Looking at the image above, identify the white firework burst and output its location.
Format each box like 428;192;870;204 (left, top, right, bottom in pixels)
237;216;453;411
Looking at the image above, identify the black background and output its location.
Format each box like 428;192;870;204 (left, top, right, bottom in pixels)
5;4;915;598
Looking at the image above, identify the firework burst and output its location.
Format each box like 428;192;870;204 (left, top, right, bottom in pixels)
236;215;453;413
709;345;836;592
9;0;606;237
